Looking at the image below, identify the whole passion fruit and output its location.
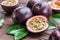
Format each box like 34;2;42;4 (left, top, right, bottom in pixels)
1;0;19;16
49;30;60;40
27;0;42;9
26;15;48;33
32;2;52;19
12;6;33;24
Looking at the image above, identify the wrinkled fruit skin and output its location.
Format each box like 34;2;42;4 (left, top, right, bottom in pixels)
12;7;33;24
32;2;52;19
27;0;42;9
49;30;60;40
26;15;49;33
1;0;19;16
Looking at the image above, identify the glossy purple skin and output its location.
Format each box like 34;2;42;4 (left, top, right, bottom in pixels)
1;2;19;16
52;9;60;15
12;7;33;24
32;2;52;19
27;0;42;9
49;30;60;40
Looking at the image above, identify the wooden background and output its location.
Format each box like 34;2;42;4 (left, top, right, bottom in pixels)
0;0;56;40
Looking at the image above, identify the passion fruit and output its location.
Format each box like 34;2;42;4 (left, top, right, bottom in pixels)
48;1;60;14
26;15;48;33
12;6;33;24
27;0;42;9
32;2;52;19
1;0;19;16
49;30;60;40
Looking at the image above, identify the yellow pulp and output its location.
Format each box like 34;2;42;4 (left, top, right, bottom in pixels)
29;17;46;31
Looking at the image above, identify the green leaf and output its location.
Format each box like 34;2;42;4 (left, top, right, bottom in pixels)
7;25;21;34
7;24;28;40
0;16;4;27
52;14;60;23
14;29;28;40
48;20;57;30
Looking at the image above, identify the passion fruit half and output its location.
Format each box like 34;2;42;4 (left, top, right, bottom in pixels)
12;6;33;24
48;1;60;14
32;2;52;19
1;0;19;16
26;15;48;33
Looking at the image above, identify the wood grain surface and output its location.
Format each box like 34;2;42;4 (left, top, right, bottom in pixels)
0;0;55;40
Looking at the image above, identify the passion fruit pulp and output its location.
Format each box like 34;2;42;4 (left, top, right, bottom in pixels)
49;30;60;40
32;2;52;19
12;6;33;24
1;0;19;16
26;15;48;33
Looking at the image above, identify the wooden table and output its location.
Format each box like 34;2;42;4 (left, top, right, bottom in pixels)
0;0;55;40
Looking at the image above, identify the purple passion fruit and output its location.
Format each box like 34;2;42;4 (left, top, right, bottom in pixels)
12;7;33;24
49;30;60;40
26;15;48;33
27;0;42;9
1;0;19;16
32;2;52;19
49;0;60;14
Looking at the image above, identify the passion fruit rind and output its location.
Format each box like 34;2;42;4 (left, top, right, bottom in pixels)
12;6;33;24
32;2;52;19
1;0;19;16
26;15;49;33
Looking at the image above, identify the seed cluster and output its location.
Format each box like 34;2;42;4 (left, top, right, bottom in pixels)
1;0;17;6
29;17;46;31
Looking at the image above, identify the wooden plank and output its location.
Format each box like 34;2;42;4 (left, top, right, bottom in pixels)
0;0;55;40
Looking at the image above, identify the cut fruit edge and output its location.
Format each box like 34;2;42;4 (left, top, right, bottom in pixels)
26;15;49;33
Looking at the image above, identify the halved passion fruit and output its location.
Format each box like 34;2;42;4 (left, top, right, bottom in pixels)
48;0;60;14
1;0;19;16
26;15;48;33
